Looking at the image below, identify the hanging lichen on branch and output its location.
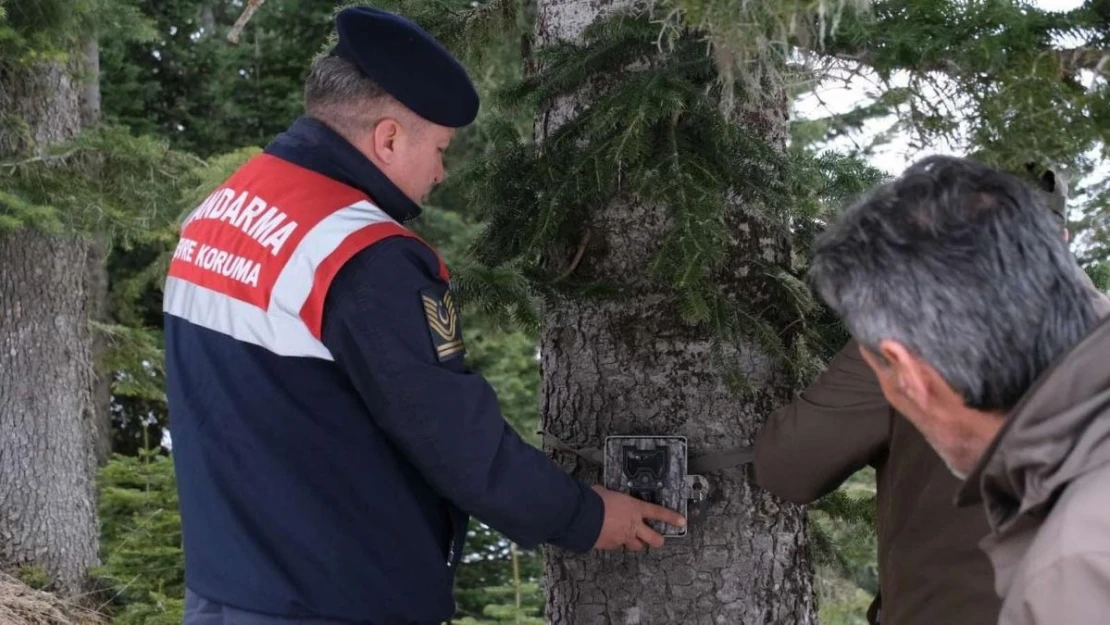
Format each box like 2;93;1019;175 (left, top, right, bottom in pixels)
648;0;872;113
444;10;884;388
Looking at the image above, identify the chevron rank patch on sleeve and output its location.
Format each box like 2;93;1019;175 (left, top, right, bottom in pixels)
420;284;465;362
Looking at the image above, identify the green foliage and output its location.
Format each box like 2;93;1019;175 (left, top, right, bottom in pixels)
453;581;544;625
465;16;776;274
810;469;879;621
0;188;61;232
454;524;543;623
79;3;1107;625
452;11;886;389
94;323;166;403
812;489;876;529
344;0;521;71
823;0;1110;172
0;0;155;67
97;0;530;223
0;124;202;444
1086;261;1110;293
96;0;524;163
1075;174;1110;269
638;0;872;114
817;573;874;625
788;88;913;156
99;0;334;158
450;260;543;333
95;452;185;625
797;1;1109;274
15;565;51;591
0;125;202;239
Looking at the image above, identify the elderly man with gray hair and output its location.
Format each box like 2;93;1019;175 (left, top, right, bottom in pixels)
808;155;1110;625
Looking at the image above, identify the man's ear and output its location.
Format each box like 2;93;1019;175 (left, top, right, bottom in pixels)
371;118;401;164
875;340;931;405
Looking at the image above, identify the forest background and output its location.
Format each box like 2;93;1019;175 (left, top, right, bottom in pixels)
1;0;1108;623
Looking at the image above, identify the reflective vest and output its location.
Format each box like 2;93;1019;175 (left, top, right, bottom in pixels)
165;153;448;359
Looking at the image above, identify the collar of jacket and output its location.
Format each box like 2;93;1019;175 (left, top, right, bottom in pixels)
263;115;422;224
956;313;1110;535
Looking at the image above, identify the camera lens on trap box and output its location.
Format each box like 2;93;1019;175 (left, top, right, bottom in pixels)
623;446;668;505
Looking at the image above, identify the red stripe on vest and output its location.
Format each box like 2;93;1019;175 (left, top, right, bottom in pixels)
300;224;451;339
170;151;453;345
168;154;367;309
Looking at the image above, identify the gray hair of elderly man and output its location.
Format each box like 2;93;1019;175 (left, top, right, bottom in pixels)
808;155;1102;413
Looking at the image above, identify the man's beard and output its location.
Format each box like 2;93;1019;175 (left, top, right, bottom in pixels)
943;457;969;481
922;427;971;481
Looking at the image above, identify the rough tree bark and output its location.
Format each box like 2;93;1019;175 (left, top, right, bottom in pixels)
78;39;102;130
78;37;115;468
0;43;108;596
535;2;816;624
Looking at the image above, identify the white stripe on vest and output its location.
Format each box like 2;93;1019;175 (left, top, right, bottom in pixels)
164;199;397;361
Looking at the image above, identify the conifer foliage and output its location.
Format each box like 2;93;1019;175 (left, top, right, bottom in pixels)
2;0;1107;622
447;10;885;389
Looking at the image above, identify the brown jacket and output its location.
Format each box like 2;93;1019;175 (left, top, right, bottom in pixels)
754;341;1000;625
956;315;1110;625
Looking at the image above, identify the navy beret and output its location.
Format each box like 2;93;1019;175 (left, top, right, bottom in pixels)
331;6;479;128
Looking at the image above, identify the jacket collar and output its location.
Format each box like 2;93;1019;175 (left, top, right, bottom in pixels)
956;313;1110;534
263;116;422;224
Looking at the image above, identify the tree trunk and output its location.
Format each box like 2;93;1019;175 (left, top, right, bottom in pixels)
536;3;816;624
0;232;106;595
79;39;102;130
0;48;108;596
0;60;83;157
90;232;114;468
75;34;114;467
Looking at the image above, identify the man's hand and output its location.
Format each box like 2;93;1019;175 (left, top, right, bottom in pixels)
591;485;687;551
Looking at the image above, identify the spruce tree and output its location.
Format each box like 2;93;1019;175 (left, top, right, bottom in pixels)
0;0;194;597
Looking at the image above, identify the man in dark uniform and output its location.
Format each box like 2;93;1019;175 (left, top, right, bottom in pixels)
164;7;683;625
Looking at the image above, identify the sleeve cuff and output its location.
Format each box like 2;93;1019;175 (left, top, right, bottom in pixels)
547;481;604;553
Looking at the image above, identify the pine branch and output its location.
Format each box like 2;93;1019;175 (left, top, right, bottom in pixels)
91;322;167;403
0;149;79;169
335;0;522;67
0;125;204;239
813;489;877;528
838;45;1110;78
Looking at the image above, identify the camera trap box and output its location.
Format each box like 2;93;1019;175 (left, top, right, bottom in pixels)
602;436;708;537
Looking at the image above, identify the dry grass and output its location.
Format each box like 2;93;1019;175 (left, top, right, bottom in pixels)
0;574;108;625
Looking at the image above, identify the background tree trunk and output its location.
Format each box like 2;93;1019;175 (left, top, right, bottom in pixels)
0;61;83;156
0;48;108;595
536;2;816;623
79;39;102;130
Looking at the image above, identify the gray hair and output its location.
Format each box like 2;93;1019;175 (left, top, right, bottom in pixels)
303;55;393;140
809;155;1100;412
